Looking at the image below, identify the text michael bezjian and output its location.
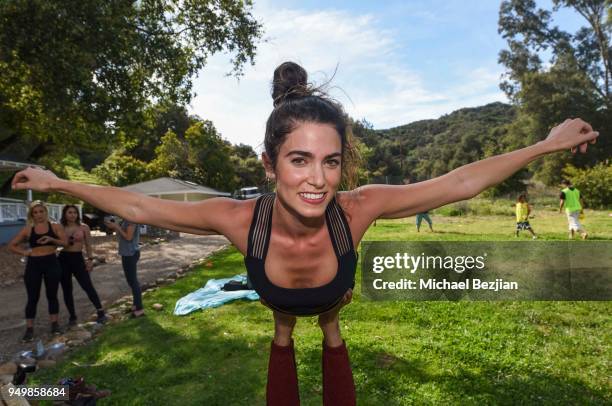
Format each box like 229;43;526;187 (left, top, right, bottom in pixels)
372;278;519;291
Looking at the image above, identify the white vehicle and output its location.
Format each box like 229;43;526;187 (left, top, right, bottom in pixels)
235;186;261;200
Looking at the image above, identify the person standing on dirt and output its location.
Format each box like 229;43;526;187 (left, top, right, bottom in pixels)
58;204;107;325
8;201;67;342
104;218;144;318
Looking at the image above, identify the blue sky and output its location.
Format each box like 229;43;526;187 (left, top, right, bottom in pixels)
189;0;585;150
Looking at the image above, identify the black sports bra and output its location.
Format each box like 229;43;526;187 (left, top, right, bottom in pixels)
29;222;59;248
244;193;357;316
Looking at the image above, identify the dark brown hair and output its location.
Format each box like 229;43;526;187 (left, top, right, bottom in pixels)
61;204;81;226
264;62;359;190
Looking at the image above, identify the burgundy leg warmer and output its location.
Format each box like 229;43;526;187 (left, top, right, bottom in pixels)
322;340;356;406
267;340;300;406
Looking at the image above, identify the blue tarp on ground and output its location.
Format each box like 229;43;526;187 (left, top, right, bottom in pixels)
173;274;259;315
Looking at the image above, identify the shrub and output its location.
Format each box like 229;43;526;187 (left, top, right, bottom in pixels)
562;162;612;209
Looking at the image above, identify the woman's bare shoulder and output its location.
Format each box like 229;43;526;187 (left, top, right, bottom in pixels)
231;197;258;217
198;196;258;233
335;189;377;246
210;197;258;255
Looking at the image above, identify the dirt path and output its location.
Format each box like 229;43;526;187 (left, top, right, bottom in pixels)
0;234;229;361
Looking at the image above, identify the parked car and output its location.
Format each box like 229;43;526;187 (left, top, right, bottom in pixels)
233;186;261;200
82;212;114;235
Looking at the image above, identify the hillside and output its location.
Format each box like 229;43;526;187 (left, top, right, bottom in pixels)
356;102;517;183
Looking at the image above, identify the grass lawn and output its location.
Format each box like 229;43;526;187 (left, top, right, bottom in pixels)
32;210;611;405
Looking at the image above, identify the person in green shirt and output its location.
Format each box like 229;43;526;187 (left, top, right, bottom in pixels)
559;179;588;239
515;194;537;239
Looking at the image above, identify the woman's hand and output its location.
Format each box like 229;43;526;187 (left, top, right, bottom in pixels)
11;167;59;193
318;288;353;326
85;259;94;272
542;118;599;153
36;236;54;245
341;288;353;306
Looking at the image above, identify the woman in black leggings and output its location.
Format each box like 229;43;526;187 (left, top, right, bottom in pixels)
59;205;107;325
9;201;67;342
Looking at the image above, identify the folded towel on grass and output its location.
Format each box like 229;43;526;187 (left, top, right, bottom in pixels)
174;274;259;316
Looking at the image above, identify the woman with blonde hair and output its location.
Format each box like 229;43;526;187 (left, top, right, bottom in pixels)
9;200;67;342
11;62;599;404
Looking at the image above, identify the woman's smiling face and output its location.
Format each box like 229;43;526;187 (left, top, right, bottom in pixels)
268;121;342;219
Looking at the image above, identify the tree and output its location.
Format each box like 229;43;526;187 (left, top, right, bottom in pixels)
230;143;265;188
147;130;192;180
231;155;266;188
185;121;237;191
0;0;262;168
128;103;199;162
498;0;611;185
92;151;149;187
354;138;374;185
233;143;259;160
499;0;610;104
147;121;237;191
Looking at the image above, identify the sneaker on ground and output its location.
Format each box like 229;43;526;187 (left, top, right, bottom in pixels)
96;312;108;324
22;328;34;343
51;322;62;335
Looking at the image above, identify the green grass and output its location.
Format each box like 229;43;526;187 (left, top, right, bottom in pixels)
31;213;611;405
374;207;612;241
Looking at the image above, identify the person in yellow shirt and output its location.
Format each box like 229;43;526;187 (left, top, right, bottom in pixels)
515;194;537;239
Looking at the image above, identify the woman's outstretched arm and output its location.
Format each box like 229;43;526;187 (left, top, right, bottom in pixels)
351;118;600;221
11;169;247;238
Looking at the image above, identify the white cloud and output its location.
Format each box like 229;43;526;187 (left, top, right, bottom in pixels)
189;2;508;150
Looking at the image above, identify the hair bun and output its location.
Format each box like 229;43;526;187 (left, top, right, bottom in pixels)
272;62;311;107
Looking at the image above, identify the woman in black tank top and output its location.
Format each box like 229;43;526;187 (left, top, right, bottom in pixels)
9;201;67;342
12;61;599;405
